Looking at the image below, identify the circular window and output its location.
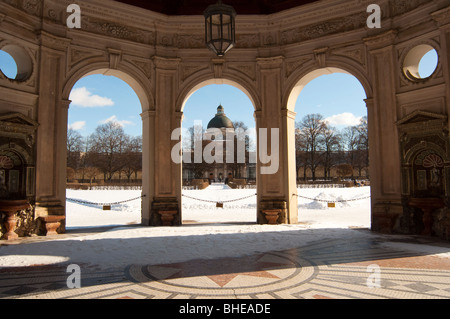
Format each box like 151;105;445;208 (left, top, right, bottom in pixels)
403;44;438;81
0;44;33;81
0;50;18;79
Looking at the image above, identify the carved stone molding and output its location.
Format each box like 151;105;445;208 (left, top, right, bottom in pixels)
0;113;39;149
80;16;155;45
285;57;311;78
126;57;153;79
108;48;122;70
38;31;71;52
153;56;181;71
432;6;450;27
181;64;208;81
331;45;366;66
256;56;284;69
212;58;225;78
389;0;434;17
313;47;329;68
363;30;398;51
228;62;256;81
69;47;104;67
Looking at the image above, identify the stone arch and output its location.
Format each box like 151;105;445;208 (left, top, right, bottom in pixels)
62;62;153;112
61;61;155;227
177;72;260;113
283;62;373;226
174;72;260;224
284;61;372;113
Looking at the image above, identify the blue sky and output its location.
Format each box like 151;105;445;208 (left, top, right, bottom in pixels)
0;49;438;138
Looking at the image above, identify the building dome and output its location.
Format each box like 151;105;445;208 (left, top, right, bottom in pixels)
207;105;234;130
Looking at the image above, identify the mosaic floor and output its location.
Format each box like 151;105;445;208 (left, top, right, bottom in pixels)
1;230;449;300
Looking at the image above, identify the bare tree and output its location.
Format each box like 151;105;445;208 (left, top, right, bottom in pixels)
297;114;327;181
320;125;341;180
342;126;360;179
88;122;129;181
67;129;85;170
355;116;369;178
295;125;309;181
122;136;142;182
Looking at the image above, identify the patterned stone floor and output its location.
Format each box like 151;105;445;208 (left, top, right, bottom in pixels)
1;229;450;299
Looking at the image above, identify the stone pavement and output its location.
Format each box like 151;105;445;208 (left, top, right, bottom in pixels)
0;227;450;299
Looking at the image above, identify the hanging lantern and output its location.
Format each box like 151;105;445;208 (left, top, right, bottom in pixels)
204;0;236;57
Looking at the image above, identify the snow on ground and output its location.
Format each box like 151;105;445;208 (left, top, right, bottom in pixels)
0;184;449;269
65;183;371;228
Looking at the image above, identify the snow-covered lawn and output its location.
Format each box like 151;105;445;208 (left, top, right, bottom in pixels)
65;183;371;229
1;184;448;269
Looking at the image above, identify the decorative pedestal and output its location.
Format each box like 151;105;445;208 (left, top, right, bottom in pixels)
409;198;445;236
158;210;178;226
151;198;180;226
0;200;30;240
39;216;66;236
259;198;287;224
262;209;281;225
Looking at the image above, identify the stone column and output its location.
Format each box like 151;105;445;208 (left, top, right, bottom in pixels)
431;7;450;240
364;31;403;233
256;56;297;224
141;110;156;226
432;7;450;127
149;56;181;226
34;31;71;231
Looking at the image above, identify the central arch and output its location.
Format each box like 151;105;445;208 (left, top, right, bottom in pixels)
176;77;260;224
179;78;259;114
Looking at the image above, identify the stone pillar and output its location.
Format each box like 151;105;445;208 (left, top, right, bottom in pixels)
141;110;156;226
148;56;181;226
364;31;403;233
432;7;450;127
256;56;297;224
34;31;70;233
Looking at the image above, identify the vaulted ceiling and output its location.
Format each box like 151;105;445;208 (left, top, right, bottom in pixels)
114;0;320;15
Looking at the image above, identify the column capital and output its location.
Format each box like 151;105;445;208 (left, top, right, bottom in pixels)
61;99;71;109
140;110;156;120
254;110;263;120
281;109;296;120
364;98;374;108
175;111;184;121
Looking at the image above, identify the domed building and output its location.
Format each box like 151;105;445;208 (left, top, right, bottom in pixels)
207;105;234;131
183;105;256;184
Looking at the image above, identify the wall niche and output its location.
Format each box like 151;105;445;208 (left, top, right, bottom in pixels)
0;113;38;238
398;110;450;239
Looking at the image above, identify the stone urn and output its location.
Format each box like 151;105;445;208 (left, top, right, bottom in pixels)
0;199;30;240
408;197;445;236
262;209;281;225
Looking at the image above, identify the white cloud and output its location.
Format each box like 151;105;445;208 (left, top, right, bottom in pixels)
324;112;362;127
99;115;134;127
68;121;86;131
69;87;114;108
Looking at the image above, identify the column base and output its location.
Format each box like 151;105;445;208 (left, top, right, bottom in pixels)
371;201;403;234
39;216;66;236
150;197;180;226
35;201;66;234
258;198;287;225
